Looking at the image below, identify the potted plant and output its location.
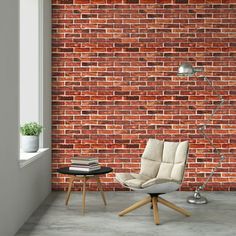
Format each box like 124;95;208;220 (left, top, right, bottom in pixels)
20;122;43;153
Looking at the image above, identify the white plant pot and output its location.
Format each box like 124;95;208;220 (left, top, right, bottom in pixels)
21;135;39;153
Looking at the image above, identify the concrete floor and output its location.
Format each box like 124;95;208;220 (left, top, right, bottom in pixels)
16;191;236;236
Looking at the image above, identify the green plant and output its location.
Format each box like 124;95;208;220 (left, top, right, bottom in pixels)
20;122;43;136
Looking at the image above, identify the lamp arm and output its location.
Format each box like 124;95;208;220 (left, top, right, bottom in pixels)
196;155;225;192
203;76;223;100
200;76;225;124
193;74;225;194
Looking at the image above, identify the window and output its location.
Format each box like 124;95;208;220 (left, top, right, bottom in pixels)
20;0;40;124
19;0;45;162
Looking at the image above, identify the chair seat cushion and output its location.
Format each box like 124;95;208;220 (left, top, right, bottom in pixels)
116;172;180;192
139;181;180;194
124;179;147;188
116;173;150;188
141;178;178;188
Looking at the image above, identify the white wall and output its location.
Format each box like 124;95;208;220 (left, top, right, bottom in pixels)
0;1;51;236
20;0;39;124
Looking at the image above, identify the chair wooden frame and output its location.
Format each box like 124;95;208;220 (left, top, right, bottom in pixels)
118;194;191;225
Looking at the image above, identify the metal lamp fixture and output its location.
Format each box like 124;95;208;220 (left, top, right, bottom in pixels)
177;63;225;204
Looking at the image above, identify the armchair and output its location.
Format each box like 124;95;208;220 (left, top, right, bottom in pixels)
116;139;191;224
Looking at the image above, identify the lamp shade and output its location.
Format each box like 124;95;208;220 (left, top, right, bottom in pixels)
177;62;195;76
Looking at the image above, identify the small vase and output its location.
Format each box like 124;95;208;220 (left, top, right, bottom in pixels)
21;135;39;153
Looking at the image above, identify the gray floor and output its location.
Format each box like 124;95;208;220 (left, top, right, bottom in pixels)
16;191;236;236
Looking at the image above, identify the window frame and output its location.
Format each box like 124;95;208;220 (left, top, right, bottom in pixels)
19;0;45;163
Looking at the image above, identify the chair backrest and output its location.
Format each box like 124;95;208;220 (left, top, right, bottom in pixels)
140;139;188;183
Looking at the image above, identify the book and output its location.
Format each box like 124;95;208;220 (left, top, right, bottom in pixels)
71;157;98;161
69;166;101;172
70;156;100;172
71;160;98;165
70;163;100;168
71;157;98;165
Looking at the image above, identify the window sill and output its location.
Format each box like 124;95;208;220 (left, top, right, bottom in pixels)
20;148;49;168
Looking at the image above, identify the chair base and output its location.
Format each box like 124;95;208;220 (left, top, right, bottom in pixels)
118;194;191;225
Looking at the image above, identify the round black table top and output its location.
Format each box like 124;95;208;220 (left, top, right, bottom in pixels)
57;166;113;176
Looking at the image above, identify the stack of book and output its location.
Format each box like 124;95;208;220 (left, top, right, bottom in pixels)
69;157;101;172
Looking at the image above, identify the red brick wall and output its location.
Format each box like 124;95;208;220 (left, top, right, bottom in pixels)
52;0;236;191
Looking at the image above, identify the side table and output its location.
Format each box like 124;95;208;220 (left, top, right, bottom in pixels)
57;166;113;214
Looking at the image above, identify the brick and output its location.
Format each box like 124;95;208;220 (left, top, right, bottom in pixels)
58;0;73;4
52;1;236;191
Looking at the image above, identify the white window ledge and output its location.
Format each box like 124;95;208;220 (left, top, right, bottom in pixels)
20;148;49;168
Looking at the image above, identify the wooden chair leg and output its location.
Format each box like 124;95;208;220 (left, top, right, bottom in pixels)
119;196;151;216
96;176;107;206
152;196;160;225
82;176;87;215
65;175;75;206
158;197;191;217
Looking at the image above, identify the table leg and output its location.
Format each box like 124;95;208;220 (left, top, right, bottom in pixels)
82;176;87;214
65;175;75;206
96;176;107;206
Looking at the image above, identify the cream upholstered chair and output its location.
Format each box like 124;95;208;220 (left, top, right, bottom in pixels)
116;139;191;224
